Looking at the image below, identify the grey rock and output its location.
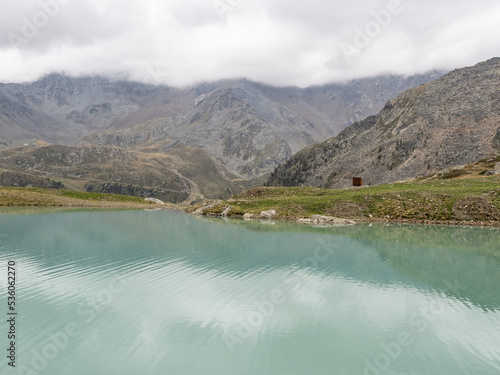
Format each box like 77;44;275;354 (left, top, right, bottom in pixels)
193;204;215;215
221;206;232;217
260;210;277;219
145;198;164;205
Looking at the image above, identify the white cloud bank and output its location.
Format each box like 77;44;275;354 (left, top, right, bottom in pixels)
0;0;499;87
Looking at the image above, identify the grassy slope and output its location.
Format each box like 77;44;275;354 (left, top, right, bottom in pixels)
0;187;165;208
225;175;500;224
0;144;265;201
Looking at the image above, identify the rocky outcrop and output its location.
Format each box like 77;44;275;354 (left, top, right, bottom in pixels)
193;203;232;217
193;203;216;216
268;58;500;189
484;162;500;176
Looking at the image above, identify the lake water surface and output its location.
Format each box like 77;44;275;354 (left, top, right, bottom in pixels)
0;209;499;375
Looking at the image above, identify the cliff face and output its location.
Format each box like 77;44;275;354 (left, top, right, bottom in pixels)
268;58;500;188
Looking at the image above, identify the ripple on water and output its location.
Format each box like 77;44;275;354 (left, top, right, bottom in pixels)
0;210;499;375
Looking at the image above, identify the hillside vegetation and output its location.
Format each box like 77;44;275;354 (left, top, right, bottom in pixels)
0;143;263;202
0;187;161;208
226;176;500;224
3;155;500;226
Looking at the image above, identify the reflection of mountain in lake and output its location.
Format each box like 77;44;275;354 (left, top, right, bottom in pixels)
180;217;500;311
5;209;499;311
333;223;500;311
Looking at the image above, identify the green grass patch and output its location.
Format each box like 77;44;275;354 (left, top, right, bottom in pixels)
58;190;145;202
0;187;148;207
228;176;500;221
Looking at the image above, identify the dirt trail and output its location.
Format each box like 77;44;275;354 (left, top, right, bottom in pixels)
172;169;204;205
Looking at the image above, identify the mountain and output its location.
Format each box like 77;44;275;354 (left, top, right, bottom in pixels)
0;74;192;145
268;58;500;189
0;141;265;202
0;71;442;200
85;75;442;179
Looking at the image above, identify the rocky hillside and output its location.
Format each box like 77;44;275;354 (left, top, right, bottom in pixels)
0;74;192;145
268;58;500;189
0;143;261;202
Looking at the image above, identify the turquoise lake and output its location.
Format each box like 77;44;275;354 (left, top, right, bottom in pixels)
0;209;499;374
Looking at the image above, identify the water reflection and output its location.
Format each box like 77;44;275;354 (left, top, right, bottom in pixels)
0;209;498;375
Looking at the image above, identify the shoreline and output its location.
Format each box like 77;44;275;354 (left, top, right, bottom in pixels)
193;211;500;228
183;202;500;228
2;200;499;227
0;187;169;210
2;185;500;228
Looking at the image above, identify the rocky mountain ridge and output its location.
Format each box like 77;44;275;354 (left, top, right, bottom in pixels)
80;74;443;178
0;72;441;178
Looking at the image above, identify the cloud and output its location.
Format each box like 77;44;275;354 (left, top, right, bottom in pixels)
0;0;498;87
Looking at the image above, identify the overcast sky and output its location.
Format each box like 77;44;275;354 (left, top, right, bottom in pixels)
0;0;499;87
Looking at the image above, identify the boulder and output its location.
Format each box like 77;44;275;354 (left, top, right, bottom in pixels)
484;163;500;175
260;210;277;219
193;203;215;215
145;197;164;205
221;206;231;217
